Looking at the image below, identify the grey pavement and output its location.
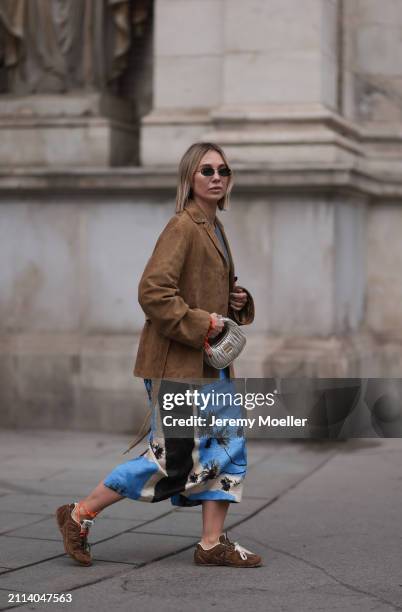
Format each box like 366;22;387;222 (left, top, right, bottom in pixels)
0;429;401;611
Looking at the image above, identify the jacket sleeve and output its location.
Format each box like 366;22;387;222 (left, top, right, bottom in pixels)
228;286;255;325
138;215;211;349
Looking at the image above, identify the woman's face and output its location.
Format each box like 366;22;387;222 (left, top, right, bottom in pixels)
192;150;230;205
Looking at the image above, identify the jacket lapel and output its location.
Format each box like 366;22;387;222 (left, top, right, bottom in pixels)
214;217;235;289
204;222;228;267
185;200;234;283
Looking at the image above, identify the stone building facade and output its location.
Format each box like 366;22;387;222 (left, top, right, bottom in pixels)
1;0;402;432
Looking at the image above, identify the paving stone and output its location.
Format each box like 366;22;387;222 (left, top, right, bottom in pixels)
55;545;396;612
131;512;203;537
0;463;68;481
100;499;174;521
0;512;50;536
18;539;368;612
0;536;63;568
41;468;118;485
5;516;144;544
0;479;98;498
0;479;43;496
244;440;289;467
242;447;335;491
90;532;197;565
0;494;74;515
0;493;174;522
89;517;150;543
183;495;270;517
0;558;134;608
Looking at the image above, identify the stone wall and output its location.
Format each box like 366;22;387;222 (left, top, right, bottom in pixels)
1;165;402;433
343;0;402;123
1;0;402;433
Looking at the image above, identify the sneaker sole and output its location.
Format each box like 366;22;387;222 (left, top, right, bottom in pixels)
194;560;262;568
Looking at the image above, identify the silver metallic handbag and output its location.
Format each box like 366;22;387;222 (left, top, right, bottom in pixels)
203;316;247;369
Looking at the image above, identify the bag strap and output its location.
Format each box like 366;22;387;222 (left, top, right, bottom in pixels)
121;379;161;455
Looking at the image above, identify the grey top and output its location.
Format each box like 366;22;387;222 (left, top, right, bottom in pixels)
214;223;230;264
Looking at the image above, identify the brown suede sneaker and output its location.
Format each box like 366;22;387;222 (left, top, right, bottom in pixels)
56;503;94;566
194;533;262;568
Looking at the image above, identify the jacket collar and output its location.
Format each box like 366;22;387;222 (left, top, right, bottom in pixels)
184;200;233;275
184;200;225;232
184;200;210;224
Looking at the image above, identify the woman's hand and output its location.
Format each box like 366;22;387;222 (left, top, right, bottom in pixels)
208;313;225;339
229;285;248;311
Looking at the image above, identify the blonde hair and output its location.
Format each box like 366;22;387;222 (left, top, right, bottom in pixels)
175;142;234;213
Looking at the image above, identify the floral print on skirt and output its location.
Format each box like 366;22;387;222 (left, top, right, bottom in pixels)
103;368;247;506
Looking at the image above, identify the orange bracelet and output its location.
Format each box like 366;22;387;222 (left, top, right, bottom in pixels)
204;315;220;355
204;316;214;350
77;501;98;520
207;315;219;334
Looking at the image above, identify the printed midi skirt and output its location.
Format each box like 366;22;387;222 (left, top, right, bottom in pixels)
103;368;247;507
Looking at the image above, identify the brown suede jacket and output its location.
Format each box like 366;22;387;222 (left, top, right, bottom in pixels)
133;200;254;379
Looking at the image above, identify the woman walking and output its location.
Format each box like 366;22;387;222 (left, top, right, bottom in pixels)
56;142;262;568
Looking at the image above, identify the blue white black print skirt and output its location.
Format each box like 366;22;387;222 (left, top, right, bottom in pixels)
103;368;247;507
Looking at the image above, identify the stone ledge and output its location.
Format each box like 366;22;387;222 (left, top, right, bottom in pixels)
234;331;402;378
0;94;139;167
0;163;401;198
0;93;137;122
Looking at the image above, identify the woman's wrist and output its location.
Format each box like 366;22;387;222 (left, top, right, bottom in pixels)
203;316;213;351
205;314;225;345
206;315;214;338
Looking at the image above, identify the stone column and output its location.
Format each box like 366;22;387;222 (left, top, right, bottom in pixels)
342;0;402;346
142;0;361;165
207;0;353;165
140;0;225;164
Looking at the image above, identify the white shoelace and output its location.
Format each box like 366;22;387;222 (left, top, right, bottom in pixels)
233;541;254;560
81;519;95;532
198;535;255;559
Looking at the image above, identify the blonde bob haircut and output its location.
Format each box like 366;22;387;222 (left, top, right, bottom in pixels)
175;142;233;213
